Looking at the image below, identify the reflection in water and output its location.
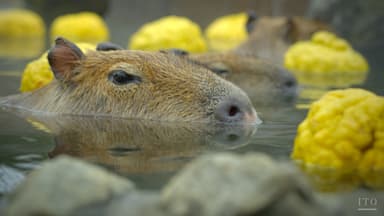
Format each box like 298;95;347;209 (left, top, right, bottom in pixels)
294;71;367;109
17;113;257;175
298;164;384;192
294;71;367;87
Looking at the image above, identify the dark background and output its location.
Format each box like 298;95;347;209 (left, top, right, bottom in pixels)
1;0;383;49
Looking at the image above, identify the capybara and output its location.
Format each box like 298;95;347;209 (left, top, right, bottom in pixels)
190;51;298;105
235;14;331;65
0;37;259;124
188;14;330;104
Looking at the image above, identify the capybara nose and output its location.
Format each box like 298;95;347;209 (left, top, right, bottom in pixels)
280;69;299;99
214;97;261;124
284;75;297;90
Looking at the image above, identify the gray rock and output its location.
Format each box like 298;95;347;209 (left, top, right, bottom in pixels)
104;191;166;216
68;190;168;216
161;153;323;216
71;191;167;216
0;165;25;195
5;156;134;216
71;191;166;216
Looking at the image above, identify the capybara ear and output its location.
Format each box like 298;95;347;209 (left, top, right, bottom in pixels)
96;42;124;51
48;37;84;82
283;17;297;43
246;11;258;34
160;48;189;57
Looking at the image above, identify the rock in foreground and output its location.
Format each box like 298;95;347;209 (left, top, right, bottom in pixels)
4;153;334;216
5;156;134;216
161;153;324;216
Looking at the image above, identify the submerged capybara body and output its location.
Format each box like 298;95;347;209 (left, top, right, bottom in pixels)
235;15;331;65
0;37;258;124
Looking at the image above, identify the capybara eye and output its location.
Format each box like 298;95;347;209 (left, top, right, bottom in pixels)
108;70;142;85
167;48;189;56
208;62;231;77
211;68;229;76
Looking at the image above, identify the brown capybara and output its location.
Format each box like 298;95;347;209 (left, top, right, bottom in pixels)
186;14;330;105
0;37;259;124
235;14;331;66
190;51;298;105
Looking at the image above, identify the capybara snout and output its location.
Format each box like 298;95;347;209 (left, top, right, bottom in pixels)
214;95;259;124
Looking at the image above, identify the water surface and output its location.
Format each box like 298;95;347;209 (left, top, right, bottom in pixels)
0;2;384;214
0;44;383;182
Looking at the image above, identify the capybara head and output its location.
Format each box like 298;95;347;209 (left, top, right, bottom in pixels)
236;13;331;65
191;51;298;105
2;37;259;124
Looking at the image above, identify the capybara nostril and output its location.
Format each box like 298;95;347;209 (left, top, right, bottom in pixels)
280;70;299;99
228;105;240;117
285;77;296;88
214;97;259;124
215;101;243;122
280;68;298;89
